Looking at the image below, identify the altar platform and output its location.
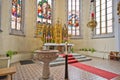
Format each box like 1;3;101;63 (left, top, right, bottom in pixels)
50;53;92;67
43;43;74;53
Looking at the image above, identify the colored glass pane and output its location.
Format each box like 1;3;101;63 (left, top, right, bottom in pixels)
68;14;79;27
37;0;52;24
67;0;81;37
95;0;113;34
11;0;22;30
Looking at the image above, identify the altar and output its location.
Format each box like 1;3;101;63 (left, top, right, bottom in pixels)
43;43;74;53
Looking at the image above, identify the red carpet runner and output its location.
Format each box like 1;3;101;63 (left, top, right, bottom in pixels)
71;62;119;79
60;54;119;79
59;54;78;64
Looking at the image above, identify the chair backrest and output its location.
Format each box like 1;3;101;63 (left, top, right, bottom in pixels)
0;57;10;68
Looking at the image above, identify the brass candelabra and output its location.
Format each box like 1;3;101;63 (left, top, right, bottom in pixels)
87;17;97;31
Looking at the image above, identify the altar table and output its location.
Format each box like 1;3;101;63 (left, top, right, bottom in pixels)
43;43;74;53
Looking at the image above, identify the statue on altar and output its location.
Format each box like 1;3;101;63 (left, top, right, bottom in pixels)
53;19;63;43
62;24;68;43
35;19;69;44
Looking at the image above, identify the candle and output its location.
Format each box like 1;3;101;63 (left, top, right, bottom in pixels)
91;12;94;18
65;42;68;54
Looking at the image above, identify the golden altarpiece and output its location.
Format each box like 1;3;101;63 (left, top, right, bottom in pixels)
35;20;73;53
35;20;68;44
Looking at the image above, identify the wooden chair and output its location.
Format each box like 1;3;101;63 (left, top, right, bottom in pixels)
109;51;120;60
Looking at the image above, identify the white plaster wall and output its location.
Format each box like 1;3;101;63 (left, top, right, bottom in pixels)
0;0;117;59
0;0;42;55
54;0;66;24
72;0;116;59
0;33;3;54
53;0;59;23
57;0;116;59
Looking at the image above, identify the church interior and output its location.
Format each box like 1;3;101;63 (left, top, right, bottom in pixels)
0;0;120;80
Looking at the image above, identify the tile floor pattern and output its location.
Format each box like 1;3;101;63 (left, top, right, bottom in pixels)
8;57;120;80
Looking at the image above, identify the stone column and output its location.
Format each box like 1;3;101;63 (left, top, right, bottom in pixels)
42;62;50;79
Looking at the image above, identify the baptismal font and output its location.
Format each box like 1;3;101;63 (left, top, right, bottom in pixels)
34;50;59;80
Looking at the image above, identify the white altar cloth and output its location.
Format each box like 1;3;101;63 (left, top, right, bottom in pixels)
44;43;74;46
43;43;74;53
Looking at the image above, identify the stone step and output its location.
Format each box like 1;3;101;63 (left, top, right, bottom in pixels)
55;55;86;62
68;57;75;60
68;59;78;64
50;57;92;67
77;57;92;62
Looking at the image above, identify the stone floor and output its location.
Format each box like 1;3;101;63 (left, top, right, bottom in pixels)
10;57;120;80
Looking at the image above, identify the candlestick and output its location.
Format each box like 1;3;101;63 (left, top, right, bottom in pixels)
65;42;68;54
65;54;68;80
65;42;68;80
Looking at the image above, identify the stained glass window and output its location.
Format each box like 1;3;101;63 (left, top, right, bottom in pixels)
95;0;113;37
67;0;81;38
11;0;24;35
37;0;52;24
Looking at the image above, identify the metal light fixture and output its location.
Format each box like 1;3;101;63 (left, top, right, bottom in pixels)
87;17;97;31
87;0;97;31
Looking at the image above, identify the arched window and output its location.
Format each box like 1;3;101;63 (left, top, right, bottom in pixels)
37;0;53;24
94;0;114;38
10;0;24;36
67;0;82;38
